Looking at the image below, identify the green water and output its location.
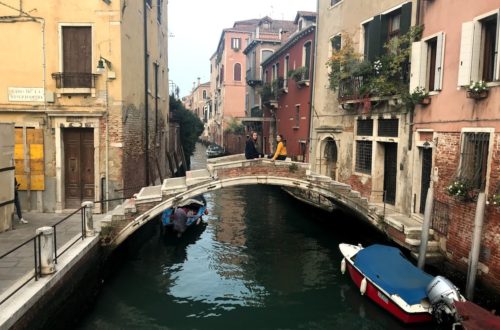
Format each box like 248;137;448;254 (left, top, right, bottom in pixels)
78;145;436;330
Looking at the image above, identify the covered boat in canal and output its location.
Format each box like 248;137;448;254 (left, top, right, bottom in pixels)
161;195;208;233
339;243;464;324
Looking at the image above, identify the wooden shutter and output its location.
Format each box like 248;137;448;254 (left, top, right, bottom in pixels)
434;32;445;90
400;2;412;36
458;22;475;86
471;21;482;82
367;15;382;61
62;26;91;87
410;41;422;91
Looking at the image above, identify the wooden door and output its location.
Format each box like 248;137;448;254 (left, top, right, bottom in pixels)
383;143;397;205
419;148;432;214
64;128;94;208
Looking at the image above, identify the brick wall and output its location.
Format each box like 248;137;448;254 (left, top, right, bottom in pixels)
434;132;500;291
224;132;246;155
122;103;147;194
216;162;306;181
348;176;372;199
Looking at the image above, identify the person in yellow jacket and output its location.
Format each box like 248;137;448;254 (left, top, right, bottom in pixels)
268;134;287;161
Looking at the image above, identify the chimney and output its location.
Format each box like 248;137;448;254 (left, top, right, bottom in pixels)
197;77;201;86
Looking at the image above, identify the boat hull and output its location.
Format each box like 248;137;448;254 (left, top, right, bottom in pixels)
346;261;433;324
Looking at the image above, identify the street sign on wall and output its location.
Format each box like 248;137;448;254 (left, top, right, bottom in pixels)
8;87;45;102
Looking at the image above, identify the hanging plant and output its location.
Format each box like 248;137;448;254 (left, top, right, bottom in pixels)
288;67;308;82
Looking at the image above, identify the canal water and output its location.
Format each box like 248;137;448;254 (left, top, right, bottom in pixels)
78;144;436;329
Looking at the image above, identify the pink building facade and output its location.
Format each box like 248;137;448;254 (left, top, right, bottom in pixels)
410;0;500;291
210;21;257;149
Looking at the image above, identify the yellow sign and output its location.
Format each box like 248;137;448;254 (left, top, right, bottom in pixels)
14;128;45;190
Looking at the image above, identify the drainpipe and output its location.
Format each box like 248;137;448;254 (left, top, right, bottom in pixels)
308;0;320;168
417;185;433;269
307;26;316;164
143;1;150;185
37;18;47;112
105;78;109;212
409;0;423;152
465;192;486;300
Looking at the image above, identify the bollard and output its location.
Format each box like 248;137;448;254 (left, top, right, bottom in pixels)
82;201;95;237
36;226;56;275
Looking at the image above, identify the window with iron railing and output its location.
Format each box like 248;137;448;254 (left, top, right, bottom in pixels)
357;119;373;136
458;132;490;190
355;141;372;174
378;119;399;137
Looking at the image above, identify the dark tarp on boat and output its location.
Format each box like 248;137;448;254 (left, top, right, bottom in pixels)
353;244;433;305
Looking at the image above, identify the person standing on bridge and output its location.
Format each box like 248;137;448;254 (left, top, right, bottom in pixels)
245;131;263;159
268;134;287;161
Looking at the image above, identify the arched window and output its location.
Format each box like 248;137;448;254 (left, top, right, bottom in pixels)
202;90;207;99
234;63;242;81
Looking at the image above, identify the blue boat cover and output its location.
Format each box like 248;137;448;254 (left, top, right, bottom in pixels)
353;244;433;305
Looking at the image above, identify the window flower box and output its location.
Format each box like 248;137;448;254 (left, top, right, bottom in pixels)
419;97;431;105
446;178;476;201
466;80;489;100
487;193;500;207
466;90;489;100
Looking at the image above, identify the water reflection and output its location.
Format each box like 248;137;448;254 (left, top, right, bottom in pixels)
78;144;437;329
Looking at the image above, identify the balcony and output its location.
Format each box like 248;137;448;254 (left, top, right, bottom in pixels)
260;83;278;108
52;72;98;96
289;67;310;87
246;69;262;87
337;61;410;105
338;75;366;102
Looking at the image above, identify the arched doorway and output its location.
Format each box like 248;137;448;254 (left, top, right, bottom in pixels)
323;138;338;180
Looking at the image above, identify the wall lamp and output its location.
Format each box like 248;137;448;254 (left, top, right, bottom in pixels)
96;56;116;79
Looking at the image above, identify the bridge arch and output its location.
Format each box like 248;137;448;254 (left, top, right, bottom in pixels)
105;156;374;248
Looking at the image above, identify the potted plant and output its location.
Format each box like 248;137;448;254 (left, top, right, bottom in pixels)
487;192;500;207
446;178;474;201
288;67;309;86
409;86;430;106
466;80;489;99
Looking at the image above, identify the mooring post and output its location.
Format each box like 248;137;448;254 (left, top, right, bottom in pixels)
36;226;56;275
466;192;486;300
418;186;434;269
82;201;95;237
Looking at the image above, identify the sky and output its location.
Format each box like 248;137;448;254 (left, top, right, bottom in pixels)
167;0;317;97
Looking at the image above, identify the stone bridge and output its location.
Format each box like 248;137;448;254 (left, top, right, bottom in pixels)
101;154;439;258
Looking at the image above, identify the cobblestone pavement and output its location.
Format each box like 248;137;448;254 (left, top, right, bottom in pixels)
0;211;103;299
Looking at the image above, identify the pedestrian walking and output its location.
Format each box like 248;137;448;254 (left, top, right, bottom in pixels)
14;178;28;224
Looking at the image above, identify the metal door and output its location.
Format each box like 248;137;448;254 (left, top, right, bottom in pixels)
64;128;94;208
383;143;397;205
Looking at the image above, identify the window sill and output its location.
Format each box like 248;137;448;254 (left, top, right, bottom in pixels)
328;0;343;10
56;88;95;97
292;126;300;130
353;171;372;178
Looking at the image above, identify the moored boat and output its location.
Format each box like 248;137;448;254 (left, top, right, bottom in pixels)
162;195;208;235
339;243;463;324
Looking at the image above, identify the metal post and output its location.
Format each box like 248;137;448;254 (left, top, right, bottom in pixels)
82;201;95;237
418;186;434;269
35;226;56;275
465;192;486;300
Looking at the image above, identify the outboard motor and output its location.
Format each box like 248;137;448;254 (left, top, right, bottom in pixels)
426;276;463;324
